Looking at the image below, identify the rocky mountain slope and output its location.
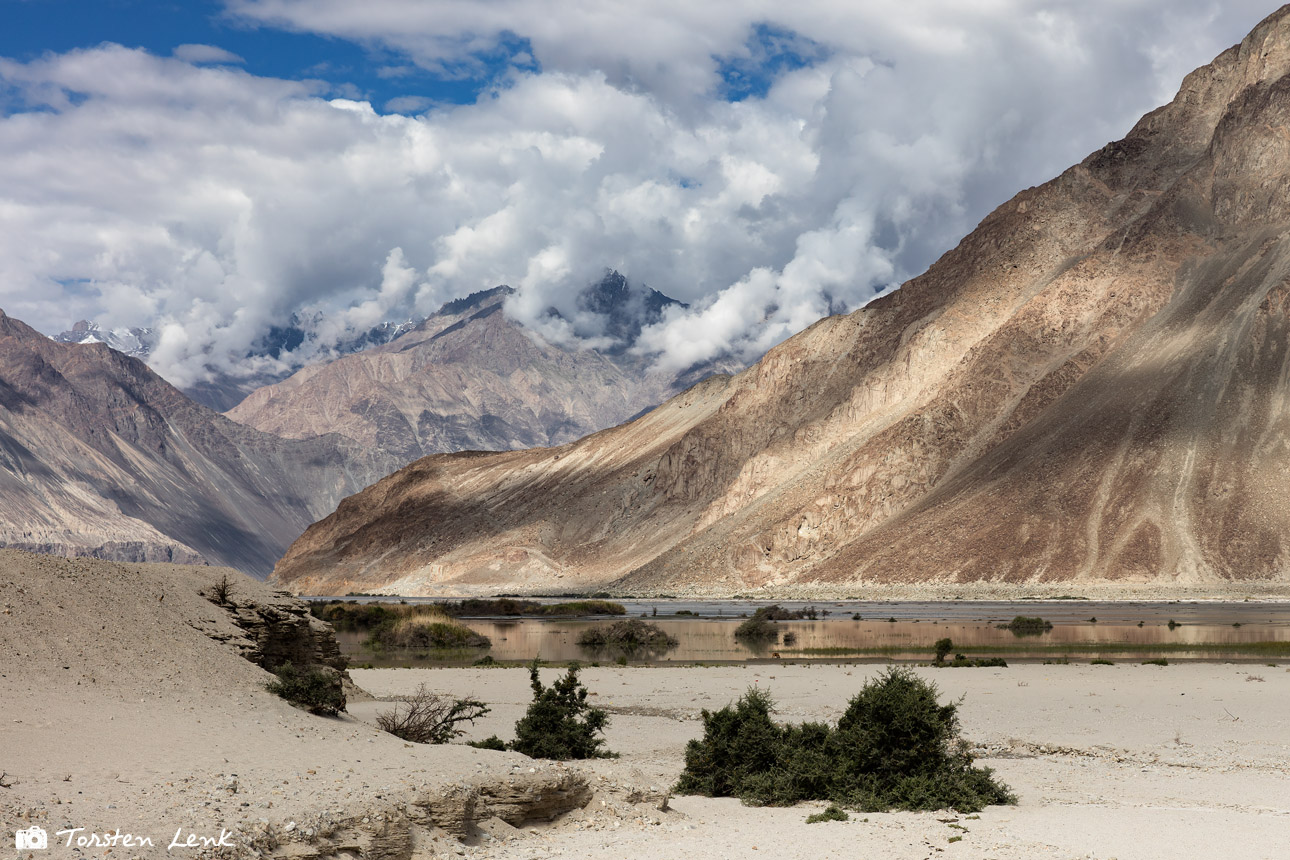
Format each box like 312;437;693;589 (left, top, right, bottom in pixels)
274;7;1290;595
228;276;732;460
0;313;392;574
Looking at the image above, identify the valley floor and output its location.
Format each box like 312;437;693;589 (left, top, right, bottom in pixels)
3;549;1286;859
350;663;1290;860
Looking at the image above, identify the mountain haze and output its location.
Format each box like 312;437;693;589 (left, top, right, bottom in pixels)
274;7;1290;595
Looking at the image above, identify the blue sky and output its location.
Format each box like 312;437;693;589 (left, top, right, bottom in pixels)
0;0;496;110
0;1;1281;385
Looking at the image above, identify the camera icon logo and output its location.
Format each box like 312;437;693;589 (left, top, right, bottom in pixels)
15;825;48;849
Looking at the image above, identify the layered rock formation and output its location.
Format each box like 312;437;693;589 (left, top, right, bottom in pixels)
228;279;733;461
274;7;1290;595
0;313;391;574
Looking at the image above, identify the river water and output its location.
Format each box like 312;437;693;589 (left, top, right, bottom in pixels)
327;599;1290;666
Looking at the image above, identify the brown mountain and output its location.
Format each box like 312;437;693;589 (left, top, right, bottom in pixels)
0;311;390;574
273;8;1290;596
227;282;735;461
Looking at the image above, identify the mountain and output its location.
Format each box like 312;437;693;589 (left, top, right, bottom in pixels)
226;276;734;463
53;314;420;412
273;8;1290;596
0;311;392;574
53;319;155;358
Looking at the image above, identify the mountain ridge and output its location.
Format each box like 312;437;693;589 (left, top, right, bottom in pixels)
0;309;391;574
272;6;1290;595
226;274;737;461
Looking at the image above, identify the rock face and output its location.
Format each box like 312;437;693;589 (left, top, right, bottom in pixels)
228;279;735;461
0;314;391;575
273;8;1290;595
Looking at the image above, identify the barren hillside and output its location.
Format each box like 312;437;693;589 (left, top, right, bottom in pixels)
0;315;391;574
274;7;1290;596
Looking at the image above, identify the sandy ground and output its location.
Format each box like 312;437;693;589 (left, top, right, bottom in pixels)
352;663;1290;860
2;551;1288;859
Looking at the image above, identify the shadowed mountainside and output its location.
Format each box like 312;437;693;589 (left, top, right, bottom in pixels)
0;313;392;574
274;7;1290;595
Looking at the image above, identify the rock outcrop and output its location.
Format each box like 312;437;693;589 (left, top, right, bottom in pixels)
0;315;391;574
273;7;1290;595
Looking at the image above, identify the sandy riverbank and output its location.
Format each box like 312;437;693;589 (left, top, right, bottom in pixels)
351;662;1290;860
3;551;1287;859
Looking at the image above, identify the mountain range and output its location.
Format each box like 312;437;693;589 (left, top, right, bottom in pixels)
6;273;734;575
227;275;736;460
53;314;420;412
272;7;1290;595
0;310;393;573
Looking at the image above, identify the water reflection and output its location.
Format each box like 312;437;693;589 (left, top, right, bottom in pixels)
337;614;1290;667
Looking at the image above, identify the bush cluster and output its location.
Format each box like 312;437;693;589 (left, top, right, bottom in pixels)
997;615;1053;636
577;619;678;654
265;662;346;716
735;604;817;642
446;598;626;617
364;609;491;650
674;667;1015;813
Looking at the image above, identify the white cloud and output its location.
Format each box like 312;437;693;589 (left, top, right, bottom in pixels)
172;44;246;65
0;2;1281;385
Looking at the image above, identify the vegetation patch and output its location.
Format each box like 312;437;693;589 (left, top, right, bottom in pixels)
376;684;489;743
674;667;1015;813
365;608;491;650
446;598;626;617
735;605;817;643
806;804;849;823
311;599;626;634
265;662;345;716
937;657;1008;668
577;619;678;655
997;616;1053;636
509;661;614;760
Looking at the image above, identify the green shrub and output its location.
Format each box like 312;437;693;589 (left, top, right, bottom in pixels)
468;735;508;751
675;667;1014;813
806;804;849;823
735;605;810;642
1091;658;1115;665
934;638;954;663
735;615;779;642
509;661;613;760
577;619;678;654
1142;658;1169;666
265;662;346;716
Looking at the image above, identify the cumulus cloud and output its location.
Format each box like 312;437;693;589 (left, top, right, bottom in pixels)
172;44;246;65
0;2;1280;385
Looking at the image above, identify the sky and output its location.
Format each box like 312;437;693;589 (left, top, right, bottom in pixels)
0;0;1282;386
